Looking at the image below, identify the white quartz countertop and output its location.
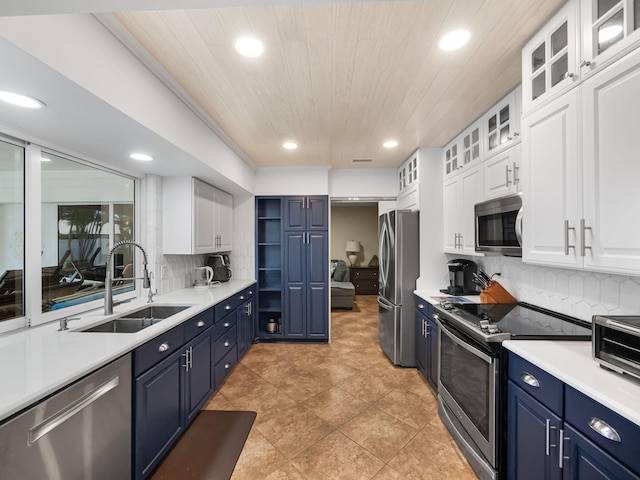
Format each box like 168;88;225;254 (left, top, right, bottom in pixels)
0;279;254;423
414;290;482;305
504;340;640;427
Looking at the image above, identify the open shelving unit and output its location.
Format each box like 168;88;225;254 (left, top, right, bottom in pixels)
255;197;284;339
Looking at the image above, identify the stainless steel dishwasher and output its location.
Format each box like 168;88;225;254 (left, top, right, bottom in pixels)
0;353;132;480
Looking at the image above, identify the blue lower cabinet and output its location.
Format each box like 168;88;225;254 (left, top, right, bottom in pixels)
184;328;215;425
415;299;438;390
237;296;254;358
134;349;184;480
507;380;562;480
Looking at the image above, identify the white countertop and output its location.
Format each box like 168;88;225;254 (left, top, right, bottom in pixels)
0;279;254;423
504;340;640;427
414;290;482;305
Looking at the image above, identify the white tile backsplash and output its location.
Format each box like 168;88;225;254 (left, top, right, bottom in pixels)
478;255;640;321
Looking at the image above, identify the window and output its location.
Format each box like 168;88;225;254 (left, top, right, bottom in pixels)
0;139;25;326
41;152;135;314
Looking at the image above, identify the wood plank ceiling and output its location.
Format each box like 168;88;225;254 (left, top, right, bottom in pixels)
113;0;566;169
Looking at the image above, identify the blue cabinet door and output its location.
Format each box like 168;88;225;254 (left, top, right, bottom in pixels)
237;298;254;357
307;196;328;230
184;328;214;425
507;381;562;480
307;231;328;338
134;350;184;480
426;314;439;390
284;196;306;230
285;232;306;337
563;424;640;480
415;310;428;381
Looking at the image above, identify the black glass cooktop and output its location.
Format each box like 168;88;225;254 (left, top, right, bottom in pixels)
446;302;592;339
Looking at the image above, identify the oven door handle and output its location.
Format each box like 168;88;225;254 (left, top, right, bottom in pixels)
439;321;494;364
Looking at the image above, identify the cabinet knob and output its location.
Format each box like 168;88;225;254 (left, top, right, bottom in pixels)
225;363;231;369
563;72;575;79
225;305;231;310
224;322;230;328
418;303;424;309
580;60;591;67
158;342;170;352
197;320;205;327
224;340;230;347
240;296;245;300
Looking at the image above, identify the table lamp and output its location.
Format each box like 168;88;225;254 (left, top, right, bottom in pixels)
346;240;360;267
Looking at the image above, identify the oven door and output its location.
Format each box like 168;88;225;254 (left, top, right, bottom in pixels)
438;321;498;468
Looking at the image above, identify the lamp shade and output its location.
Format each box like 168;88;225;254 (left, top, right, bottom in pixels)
345;240;360;252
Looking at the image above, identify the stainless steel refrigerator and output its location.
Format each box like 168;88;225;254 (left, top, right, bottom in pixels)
378;209;420;366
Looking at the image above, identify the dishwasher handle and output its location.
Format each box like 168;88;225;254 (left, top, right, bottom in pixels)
29;375;120;445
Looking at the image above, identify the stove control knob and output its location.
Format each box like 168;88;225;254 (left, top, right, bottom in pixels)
479;320;490;331
487;325;499;334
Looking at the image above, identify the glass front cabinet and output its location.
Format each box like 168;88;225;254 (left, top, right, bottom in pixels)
482;86;521;158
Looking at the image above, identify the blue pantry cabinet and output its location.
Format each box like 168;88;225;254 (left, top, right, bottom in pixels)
256;196;329;341
507;351;640;480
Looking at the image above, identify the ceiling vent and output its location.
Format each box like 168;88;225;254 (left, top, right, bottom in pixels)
352;158;373;164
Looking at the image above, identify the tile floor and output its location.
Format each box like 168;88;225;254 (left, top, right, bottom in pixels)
204;295;477;480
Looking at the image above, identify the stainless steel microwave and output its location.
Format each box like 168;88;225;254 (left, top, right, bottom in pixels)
475;194;523;256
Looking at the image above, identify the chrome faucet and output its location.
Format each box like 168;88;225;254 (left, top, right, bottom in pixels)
104;240;152;315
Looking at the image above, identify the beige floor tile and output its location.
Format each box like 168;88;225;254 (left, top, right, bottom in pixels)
232;383;299;421
337;371;398;403
231;428;288;480
339;406;418;462
202;391;235;410
375;387;437;430
256;404;334;460
290;430;385;480
302;386;368;427
310;360;362;385
263;463;307;480
217;363;270;398
275;370;333;402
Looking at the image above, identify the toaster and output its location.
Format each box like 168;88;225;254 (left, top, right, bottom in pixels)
593;315;640;381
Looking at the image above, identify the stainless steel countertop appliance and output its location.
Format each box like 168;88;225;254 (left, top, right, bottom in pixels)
434;301;591;480
593;314;640;381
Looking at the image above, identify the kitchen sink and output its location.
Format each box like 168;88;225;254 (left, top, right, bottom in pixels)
79;304;192;333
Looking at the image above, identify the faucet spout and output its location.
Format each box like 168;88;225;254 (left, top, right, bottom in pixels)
104;240;152;315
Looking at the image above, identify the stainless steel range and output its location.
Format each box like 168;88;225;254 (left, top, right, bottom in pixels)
433;301;591;480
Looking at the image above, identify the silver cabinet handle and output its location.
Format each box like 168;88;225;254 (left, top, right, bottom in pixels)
580;219;592;257
559;428;565;468
197;320;205;327
224;322;231;328
588;417;621;442
580;60;591;67
29;376;120;445
513;161;520;186
158;342;170;352
564;220;576;255
505;165;512;187
224;340;230;347
545;420;557;456
520;372;540;387
425;322;430;336
546;419;550;455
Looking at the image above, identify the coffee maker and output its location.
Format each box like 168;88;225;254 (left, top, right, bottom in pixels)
441;259;479;295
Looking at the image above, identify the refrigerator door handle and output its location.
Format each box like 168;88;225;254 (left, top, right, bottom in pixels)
379;219;390;290
377;296;394;311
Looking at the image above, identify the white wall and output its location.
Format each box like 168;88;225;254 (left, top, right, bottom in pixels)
254;167;330;195
329;168;397;198
330;205;378;265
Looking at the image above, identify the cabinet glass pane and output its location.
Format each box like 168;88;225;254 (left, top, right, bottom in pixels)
472;128;479;143
472;145;480;160
597;0;620;19
489;133;498;150
452;157;458;170
452;145;457;156
500;126;510;145
446;149;451;161
532;71;546;100
531;43;545;72
464;135;471;149
550;22;568;56
551;53;569;87
598;9;624;53
464;151;470;164
499;106;510;125
488;115;497;134
446;163;451;174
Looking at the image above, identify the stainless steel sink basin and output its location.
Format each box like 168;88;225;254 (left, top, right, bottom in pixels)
118;304;191;320
79;304;192;333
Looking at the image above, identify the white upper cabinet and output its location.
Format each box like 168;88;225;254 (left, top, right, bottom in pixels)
581;46;640;274
483;145;522;200
397;151;420;210
482;86;521;158
522;0;580;114
443;119;483;179
443;163;483;255
581;0;640;78
443;137;461;178
163;177;233;255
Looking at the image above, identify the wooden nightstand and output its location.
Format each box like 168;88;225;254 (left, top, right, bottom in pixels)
349;266;379;295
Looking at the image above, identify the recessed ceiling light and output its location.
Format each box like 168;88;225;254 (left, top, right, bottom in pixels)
0;91;45;109
599;25;623;43
439;29;471;51
383;140;398;148
235;37;264;58
283;142;298;150
130;153;154;161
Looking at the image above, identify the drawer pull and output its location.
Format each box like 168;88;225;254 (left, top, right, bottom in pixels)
158;342;170;352
588;417;621;442
197;320;205;327
521;372;540;387
224;322;231;328
224;340;230;347
225;305;231;310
